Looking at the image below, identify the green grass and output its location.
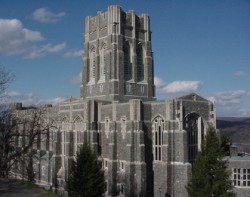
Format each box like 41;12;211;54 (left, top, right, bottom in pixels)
16;180;59;197
19;180;39;188
44;190;59;197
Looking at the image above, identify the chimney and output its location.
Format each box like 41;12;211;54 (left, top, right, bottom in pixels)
230;145;238;157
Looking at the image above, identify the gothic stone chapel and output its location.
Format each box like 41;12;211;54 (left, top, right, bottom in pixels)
14;5;216;197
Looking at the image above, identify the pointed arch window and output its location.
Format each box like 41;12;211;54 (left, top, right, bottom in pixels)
184;114;205;164
123;43;132;81
62;117;70;131
137;45;144;82
153;116;165;161
89;48;96;82
99;44;106;80
73;117;85;132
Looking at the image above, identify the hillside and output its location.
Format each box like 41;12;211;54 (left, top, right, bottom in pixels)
217;117;250;144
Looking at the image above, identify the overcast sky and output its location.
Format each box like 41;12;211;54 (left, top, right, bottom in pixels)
0;0;249;117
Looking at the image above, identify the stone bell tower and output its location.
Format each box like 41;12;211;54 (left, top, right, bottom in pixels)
80;5;155;102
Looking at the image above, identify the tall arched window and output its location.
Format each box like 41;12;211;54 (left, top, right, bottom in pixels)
73;117;85;155
123;43;131;81
62;117;70;131
99;44;106;80
185;114;204;164
153;116;165;161
89;48;96;82
137;45;144;82
73;117;85;132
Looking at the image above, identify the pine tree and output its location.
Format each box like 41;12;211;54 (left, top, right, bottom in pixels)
186;126;235;197
67;143;106;197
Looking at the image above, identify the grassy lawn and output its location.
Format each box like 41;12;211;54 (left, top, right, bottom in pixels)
16;180;59;197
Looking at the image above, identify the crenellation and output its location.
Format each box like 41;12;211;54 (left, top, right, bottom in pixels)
89;16;97;33
81;5;155;102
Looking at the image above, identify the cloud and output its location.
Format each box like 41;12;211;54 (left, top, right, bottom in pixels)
4;91;21;97
45;97;66;106
0;18;66;58
154;77;202;94
207;96;216;103
2;91;39;106
233;70;246;77
0;19;43;55
208;90;250;117
33;7;65;23
162;81;203;93
216;106;250;117
154;77;167;88
25;42;66;59
70;72;82;84
238;109;249;117
63;50;83;58
2;91;66;107
211;90;249;106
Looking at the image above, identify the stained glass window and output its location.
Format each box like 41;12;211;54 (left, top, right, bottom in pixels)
153;116;164;161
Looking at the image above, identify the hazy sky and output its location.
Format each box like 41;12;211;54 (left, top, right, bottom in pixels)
0;0;249;117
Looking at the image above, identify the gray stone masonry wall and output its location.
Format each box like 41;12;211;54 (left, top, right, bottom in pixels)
13;87;216;197
172;163;191;197
99;99;147;196
81;5;155;102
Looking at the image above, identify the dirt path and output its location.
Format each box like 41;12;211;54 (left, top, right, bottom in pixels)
0;180;47;197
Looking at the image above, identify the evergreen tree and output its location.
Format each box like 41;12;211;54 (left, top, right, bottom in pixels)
220;134;232;156
67;143;106;197
186;126;235;197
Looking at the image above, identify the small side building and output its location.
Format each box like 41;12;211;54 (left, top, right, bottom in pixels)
226;145;250;197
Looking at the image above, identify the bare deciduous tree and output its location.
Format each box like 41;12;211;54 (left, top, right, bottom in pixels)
0;106;55;178
0;65;57;180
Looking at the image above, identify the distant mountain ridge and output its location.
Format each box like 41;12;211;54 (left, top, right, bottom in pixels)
217;117;250;144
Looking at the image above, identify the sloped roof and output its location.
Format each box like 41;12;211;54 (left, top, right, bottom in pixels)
62;96;79;103
176;93;210;102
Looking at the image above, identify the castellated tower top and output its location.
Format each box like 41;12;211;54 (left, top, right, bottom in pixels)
80;5;155;102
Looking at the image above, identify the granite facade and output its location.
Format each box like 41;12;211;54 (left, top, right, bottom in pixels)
12;5;218;197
